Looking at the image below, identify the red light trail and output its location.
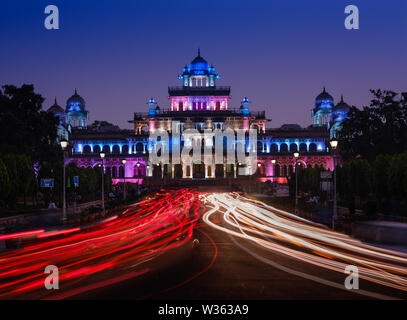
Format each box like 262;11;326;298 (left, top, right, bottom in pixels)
0;189;203;299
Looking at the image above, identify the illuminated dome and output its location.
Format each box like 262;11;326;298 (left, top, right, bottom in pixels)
47;98;65;116
178;49;219;86
66;89;86;112
65;89;88;128
332;95;350;122
315;87;334;102
188;50;210;75
314;87;334;110
312;87;334;126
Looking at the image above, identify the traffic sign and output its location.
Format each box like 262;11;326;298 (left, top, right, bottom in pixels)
73;176;79;187
41;178;54;188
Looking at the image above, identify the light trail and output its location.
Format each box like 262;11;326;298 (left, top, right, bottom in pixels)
0;189;203;299
202;192;407;295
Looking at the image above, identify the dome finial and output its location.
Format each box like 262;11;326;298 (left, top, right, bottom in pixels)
323;86;326;93
340;94;344;102
198;47;201;57
54;97;57;105
75;88;78;95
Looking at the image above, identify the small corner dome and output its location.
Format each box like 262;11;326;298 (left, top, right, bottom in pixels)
47;98;65;114
66;89;86;112
333;96;350;112
316;87;334;101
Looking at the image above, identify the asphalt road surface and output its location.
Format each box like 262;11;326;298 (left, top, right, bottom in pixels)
0;189;406;300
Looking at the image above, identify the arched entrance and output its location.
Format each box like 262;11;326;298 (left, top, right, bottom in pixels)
226;164;234;177
153;164;162;178
193;162;205;178
174;164;183;178
215;164;224;178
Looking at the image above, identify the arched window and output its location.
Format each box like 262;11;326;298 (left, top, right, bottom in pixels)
112;166;117;178
282;165;287;176
299;143;307;152
135;142;144;153
216;101;220;111
93;145;101;154
119;166;124;178
112;145;120;154
290;143;298;152
257;141;263;153
122;145;129;154
280;143;288;153
83;145;91;154
102;145;110;154
179;101;183;111
274;164;280;177
270;144;278;152
309;143;317;152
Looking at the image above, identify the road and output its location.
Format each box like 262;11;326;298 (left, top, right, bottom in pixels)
0;190;406;299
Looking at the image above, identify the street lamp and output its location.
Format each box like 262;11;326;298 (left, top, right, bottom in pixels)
122;159;127;200
294;152;299;214
330;138;339;229
60;139;68;222
100;152;106;217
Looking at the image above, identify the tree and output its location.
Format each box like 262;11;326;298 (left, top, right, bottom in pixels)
339;90;407;161
0;159;10;207
0;84;60;163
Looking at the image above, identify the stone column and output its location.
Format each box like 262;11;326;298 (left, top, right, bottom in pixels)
172;164;175;179
147;162;152;177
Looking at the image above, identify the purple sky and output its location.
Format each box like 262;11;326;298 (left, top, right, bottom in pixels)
1;0;406;129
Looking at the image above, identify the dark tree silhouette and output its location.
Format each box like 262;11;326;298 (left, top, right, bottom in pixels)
0;84;59;163
338;89;407;161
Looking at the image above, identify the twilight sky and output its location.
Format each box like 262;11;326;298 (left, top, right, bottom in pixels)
0;0;406;129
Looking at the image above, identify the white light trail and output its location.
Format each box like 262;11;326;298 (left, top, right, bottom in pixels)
202;192;407;293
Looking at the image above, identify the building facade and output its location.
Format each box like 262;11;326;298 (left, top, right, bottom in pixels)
52;51;349;185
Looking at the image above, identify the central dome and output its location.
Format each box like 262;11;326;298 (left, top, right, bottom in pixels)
188;49;210;74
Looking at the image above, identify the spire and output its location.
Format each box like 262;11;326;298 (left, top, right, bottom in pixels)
340;95;344;102
323;86;326;93
54;97;57;105
74;88;78;95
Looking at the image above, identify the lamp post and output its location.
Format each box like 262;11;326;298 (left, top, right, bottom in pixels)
271;159;276;178
293;152;299;214
256;163;262;192
60;139;68;222
122;159;127;200
136;162;141;193
100;152;106;217
330;138;339;229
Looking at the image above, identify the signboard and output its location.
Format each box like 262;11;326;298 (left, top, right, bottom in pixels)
41;178;54;188
275;185;289;197
73;176;79;187
320;171;333;179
